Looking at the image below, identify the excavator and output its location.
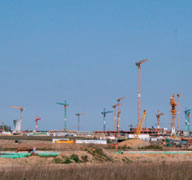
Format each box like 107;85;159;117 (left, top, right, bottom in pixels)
136;110;146;138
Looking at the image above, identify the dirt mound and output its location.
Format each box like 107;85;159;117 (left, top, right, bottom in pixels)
119;139;150;148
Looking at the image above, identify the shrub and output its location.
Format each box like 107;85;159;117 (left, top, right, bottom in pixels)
81;155;88;162
70;154;80;163
63;158;72;164
54;158;63;164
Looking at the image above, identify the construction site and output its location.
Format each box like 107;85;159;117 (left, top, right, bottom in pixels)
1;1;192;179
0;53;192;180
0;60;192;164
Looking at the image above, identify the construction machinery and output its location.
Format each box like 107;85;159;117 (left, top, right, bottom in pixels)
156;110;165;129
101;108;113;132
136;110;146;137
9;106;24;132
117;97;126;136
75;113;87;131
184;108;191;137
35;116;41;132
136;59;148;127
177;93;181;131
112;103;122;131
56;100;69;131
170;94;177;135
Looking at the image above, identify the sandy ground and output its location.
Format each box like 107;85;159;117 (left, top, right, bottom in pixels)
0;139;192;168
1;149;192;167
118;139;150;148
0;139;106;151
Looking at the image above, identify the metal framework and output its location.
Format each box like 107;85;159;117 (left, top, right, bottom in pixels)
177;93;181;131
56;100;69;131
112;103;122;131
101;108;113;132
117;97;126;136
136;59;148;126
75;113;87;131
35;116;41;132
170;94;177;135
184;108;191;137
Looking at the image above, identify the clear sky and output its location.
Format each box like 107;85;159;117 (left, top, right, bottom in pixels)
0;0;192;131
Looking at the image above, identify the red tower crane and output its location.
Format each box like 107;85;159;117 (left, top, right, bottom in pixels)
136;59;148;126
35;116;41;132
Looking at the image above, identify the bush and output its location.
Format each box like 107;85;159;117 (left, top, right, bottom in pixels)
81;155;88;163
70;154;80;163
54;158;63;164
63;158;72;164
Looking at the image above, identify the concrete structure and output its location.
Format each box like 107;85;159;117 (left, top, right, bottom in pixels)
13;120;22;132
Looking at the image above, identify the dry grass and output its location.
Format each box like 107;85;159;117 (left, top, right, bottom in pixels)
0;162;192;180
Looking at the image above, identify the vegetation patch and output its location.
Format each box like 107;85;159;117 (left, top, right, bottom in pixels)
85;148;112;162
70;154;82;163
138;144;163;150
63;158;73;164
81;155;88;163
122;157;132;164
54;154;82;164
118;145;132;150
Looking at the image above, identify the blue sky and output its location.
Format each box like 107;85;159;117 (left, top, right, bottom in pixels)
0;0;192;131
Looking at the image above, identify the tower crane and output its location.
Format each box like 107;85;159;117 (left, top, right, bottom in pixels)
112;103;122;132
156;110;165;129
101;108;113;132
184;108;191;137
75;113;87;131
136;59;148;126
35;116;41;132
177;93;181;131
117;97;126;136
56;100;69;131
9;106;24;132
170;94;177;135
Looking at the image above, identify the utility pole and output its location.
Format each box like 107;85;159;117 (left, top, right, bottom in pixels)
101;108;113;132
136;59;148;126
56;100;69;131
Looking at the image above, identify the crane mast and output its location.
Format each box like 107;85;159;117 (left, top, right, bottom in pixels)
136;59;148;127
170;94;177;136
